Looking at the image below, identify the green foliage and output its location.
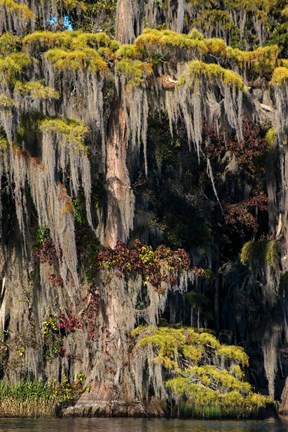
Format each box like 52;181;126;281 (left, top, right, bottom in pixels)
0;93;15;108
226;45;279;73
41;315;58;336
0;138;9;153
0;53;31;82
271;66;288;85
188;28;205;40
41;311;80;360
136;28;208;52
5;27;285;91
45;47;107;73
23;30;118;53
15;81;59;100
0;33;20;57
167;378;269;418
135;28;209;62
49;374;86;404
73;196;86;224
278;59;288;68
240;241;253;266
23;31;123;74
40;118;89;153
240;239;279;269
185;0;284;51
55;0;117;33
132;326;249;366
190;8;234;37
205;37;228;56
0;0;34;21
115;44;142;59
115;58;152;87
265;240;280;267
23;31;73;49
132;326;271;417
217;345;249;367
70;32;119;51
35;225;49;247
41;314;62;361
265;128;277;147
185;60;246;91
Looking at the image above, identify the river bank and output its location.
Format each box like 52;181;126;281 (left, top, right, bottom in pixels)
0;382;278;420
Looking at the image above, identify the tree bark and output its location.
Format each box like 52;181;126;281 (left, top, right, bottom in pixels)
97;98;135;248
115;0;135;44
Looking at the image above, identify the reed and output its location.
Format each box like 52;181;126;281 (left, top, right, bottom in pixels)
0;398;56;418
177;402;247;419
0;382;56;418
0;375;86;418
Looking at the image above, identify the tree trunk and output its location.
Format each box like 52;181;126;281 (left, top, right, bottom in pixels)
97;99;135;248
115;0;136;44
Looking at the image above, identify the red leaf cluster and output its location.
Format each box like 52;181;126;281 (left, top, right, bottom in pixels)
98;240;190;291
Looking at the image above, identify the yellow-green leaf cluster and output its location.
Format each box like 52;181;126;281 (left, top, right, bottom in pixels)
40;118;89;153
23;30;119;55
132;326;270;417
0;138;9;153
271;67;288;85
217;345;248;367
191;9;233;36
133;326;248;370
265;128;276;147
0;53;31;82
71;32;119;52
135;28;209;61
226;45;279;73
0;93;15;108
281;5;288;16
185;60;246;91
0;33;20;57
240;239;279;269
186;365;251;393
15;81;59;100
115;58;152;87
115;44;142;59
23;31;73;49
45;47;107;73
205;38;228;56
0;0;35;21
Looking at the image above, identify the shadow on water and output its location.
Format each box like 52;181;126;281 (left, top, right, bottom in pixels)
1;418;288;432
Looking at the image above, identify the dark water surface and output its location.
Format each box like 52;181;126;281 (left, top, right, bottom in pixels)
1;418;288;432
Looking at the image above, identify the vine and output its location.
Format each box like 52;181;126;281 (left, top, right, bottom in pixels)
98;240;191;292
33;226;63;287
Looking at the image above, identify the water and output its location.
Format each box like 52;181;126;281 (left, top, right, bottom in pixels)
1;418;288;432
